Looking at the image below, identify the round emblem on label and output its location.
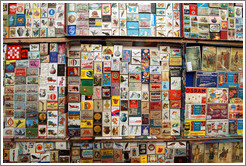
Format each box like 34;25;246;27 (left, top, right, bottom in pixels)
94;125;102;133
49;9;55;15
94;113;101;121
68;15;76;23
39;113;47;121
36;144;43;150
148;144;155;151
50;94;56;100
86;71;92;77
112;72;119;79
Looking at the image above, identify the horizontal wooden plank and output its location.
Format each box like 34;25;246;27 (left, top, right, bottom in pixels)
3;36;243;46
3;136;242;142
66;36;243;46
66;36;184;43
3;37;68;43
184;38;243;46
3;138;68;142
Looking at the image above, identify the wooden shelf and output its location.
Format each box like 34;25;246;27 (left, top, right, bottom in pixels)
3;37;68;44
70;137;93;141
183;38;243;46
3;36;243;46
66;36;184;44
3;138;68;142
3;136;242;142
66;36;243;46
78;136;243;142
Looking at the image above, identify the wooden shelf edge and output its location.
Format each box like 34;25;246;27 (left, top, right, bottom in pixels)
184;38;243;46
84;136;243;142
3;138;68;142
3;136;242;142
65;36;243;46
3;37;68;43
65;36;184;43
3;36;243;46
